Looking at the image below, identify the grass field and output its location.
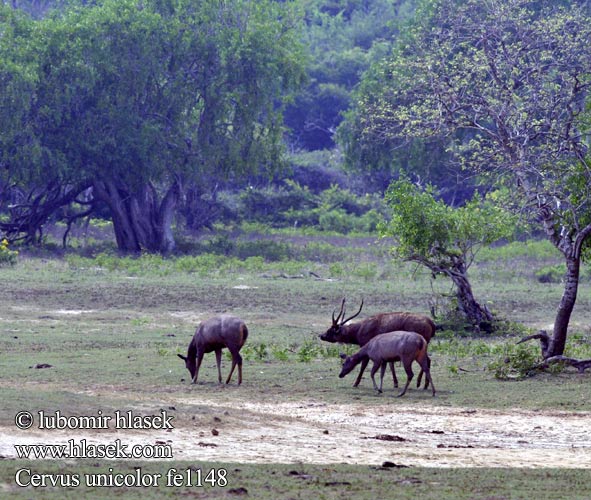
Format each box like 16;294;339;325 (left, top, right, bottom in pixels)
1;233;590;498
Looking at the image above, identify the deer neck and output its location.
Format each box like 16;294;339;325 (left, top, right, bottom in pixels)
341;323;362;345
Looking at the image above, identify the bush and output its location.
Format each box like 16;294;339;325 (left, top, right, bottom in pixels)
297;339;323;362
238;181;386;234
488;343;542;379
0;239;18;266
535;263;591;283
234;240;291;261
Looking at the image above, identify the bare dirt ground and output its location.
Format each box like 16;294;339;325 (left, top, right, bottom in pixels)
2;394;590;468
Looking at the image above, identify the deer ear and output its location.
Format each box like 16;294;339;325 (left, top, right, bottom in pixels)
339;353;347;360
177;354;187;361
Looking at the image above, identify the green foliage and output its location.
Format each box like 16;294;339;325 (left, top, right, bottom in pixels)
488;343;543;380
347;0;591;267
381;178;517;270
235;241;291;262
284;0;415;150
477;239;560;262
1;0;307;251
270;345;290;362
239;181;386;234
0;238;18;266
296;339;322;362
535;263;591;283
380;178;518;325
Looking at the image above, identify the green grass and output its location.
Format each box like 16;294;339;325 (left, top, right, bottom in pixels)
1;238;591;498
1;462;590;499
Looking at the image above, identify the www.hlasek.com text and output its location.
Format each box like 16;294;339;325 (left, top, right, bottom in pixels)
14;438;172;459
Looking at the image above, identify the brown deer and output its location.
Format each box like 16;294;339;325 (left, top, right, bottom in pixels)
339;330;436;397
178;315;248;385
320;299;435;389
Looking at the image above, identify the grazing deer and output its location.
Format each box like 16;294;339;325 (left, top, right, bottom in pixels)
178;315;249;385
339;330;436;397
320;299;435;388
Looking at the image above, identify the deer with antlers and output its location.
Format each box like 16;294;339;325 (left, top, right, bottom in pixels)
320;299;436;389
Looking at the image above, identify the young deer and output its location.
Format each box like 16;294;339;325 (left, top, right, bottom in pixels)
178;315;248;385
339;330;435;397
321;299;435;389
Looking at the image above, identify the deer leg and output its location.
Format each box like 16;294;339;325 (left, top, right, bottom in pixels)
192;351;205;384
418;355;436;396
379;362;388;393
397;359;414;397
417;355;431;389
389;361;398;388
237;356;243;385
215;349;223;383
353;357;370;387
225;347;243;385
370;361;382;393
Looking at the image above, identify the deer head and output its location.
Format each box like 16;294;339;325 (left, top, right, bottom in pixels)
319;298;364;342
177;353;197;380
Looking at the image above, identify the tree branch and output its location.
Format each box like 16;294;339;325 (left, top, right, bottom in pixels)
534;355;591;374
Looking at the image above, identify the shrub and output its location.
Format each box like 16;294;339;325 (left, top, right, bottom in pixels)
488;343;542;379
0;239;18;266
535;263;590;283
241;342;269;361
234;240;291;261
297;339;323;362
535;264;565;283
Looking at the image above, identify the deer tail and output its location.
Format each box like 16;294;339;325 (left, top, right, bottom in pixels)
241;323;249;344
415;337;428;363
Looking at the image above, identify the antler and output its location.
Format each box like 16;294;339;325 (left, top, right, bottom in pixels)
340;299;364;325
332;298;346;325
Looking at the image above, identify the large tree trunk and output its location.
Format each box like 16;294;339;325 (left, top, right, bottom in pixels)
538;205;591;358
93;178;180;254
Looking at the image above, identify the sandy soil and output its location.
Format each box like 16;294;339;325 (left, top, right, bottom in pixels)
2;397;590;468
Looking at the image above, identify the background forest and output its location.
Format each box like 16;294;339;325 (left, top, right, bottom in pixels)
1;0;591;353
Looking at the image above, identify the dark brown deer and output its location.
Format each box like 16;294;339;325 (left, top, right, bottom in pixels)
178;315;249;385
339;330;436;397
320;299;435;388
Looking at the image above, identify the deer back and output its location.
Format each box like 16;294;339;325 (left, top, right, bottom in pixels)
365;330;426;362
355;312;435;346
195;314;248;352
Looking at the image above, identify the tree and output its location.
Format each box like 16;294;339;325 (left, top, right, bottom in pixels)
284;0;415;151
380;178;515;328
0;6;85;244
1;0;306;252
350;0;591;356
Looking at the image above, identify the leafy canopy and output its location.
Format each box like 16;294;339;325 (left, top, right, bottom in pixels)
1;0;306;187
380;178;517;272
353;0;591;258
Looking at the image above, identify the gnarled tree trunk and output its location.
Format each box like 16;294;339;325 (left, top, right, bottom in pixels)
419;255;493;330
93;178;181;254
444;263;493;329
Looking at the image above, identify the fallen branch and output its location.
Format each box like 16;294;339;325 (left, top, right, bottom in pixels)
535;355;591;374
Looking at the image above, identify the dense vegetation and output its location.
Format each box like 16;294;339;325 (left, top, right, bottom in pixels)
1;0;591;349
